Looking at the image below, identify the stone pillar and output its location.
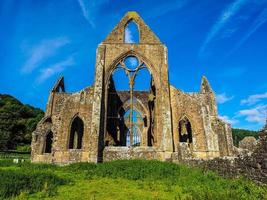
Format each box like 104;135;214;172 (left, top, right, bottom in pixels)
224;123;234;155
201;106;219;158
90;45;106;163
160;46;173;159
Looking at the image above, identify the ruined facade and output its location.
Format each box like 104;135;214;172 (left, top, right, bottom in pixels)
31;12;234;164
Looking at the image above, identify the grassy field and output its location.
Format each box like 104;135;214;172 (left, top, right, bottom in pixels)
0;159;266;200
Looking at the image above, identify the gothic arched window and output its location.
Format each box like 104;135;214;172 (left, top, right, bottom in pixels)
44;131;53;153
124;20;139;43
178;117;193;144
69;116;84;149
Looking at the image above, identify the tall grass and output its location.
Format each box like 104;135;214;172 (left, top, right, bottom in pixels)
0;159;266;200
0;169;67;199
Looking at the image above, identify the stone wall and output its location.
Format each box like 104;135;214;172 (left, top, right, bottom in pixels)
103;146;158;161
177;134;267;184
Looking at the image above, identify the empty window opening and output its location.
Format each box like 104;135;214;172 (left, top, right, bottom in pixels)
124;20;139;43
124;56;139;70
124;110;142;147
111;67;130;91
44;131;53;153
134;67;151;91
179;117;193;144
69;116;84;149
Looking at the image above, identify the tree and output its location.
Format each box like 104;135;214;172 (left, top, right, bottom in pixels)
0;94;44;150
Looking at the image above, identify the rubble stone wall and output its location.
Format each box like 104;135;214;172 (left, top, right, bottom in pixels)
178;135;267;183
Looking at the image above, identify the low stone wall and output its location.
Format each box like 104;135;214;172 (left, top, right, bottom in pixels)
176;135;267;184
103;146;158;161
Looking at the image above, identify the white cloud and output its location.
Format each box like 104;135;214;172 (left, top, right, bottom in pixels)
36;57;74;84
241;92;267;105
219;115;239;125
77;0;108;27
199;0;248;57
77;0;94;27
228;7;267;56
216;93;234;104
125;27;133;43
21;37;70;73
237;104;267;124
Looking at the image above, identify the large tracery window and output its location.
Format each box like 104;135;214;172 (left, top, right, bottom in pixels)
106;55;156;147
69;116;84;149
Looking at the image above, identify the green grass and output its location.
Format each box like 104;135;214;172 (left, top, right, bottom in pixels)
0;159;266;200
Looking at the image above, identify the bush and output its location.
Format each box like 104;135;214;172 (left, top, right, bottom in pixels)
16;145;31;152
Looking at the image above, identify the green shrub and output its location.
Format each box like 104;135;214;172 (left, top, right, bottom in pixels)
16;145;31;152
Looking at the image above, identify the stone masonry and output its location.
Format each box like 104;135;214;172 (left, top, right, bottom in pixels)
31;12;234;164
179;122;267;183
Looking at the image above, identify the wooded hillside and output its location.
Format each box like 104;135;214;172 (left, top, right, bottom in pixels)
0;94;44;150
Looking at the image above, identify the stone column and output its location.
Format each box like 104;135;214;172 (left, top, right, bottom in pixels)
90;45;106;163
160;46;173;158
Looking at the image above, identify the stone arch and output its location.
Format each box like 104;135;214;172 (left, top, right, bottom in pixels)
69;115;84;149
43;130;53;153
119;98;150;146
104;50;159;91
103;11;160;44
124;19;140;43
40;116;52;124
119;97;149;119
123;109;142;147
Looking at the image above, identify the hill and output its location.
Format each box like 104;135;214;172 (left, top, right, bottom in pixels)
0;94;44;151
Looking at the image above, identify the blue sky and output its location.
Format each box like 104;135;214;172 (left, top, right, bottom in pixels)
0;0;267;130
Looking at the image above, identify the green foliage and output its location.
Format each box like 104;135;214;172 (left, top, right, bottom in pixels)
16;145;31;152
232;128;259;146
0;94;44;150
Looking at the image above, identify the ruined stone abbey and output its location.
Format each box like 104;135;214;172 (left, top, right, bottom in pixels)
31;12;234;164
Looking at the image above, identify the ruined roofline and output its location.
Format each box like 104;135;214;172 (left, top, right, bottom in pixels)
170;75;215;95
51;76;95;95
103;11;162;44
110;90;150;93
